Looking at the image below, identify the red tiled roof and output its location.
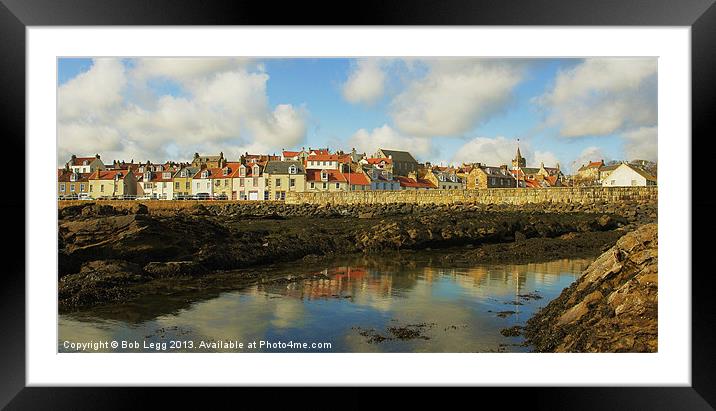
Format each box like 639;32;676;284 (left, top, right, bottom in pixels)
282;150;301;157
307;154;349;162
69;156;97;166
306;169;347;183
395;176;435;189
230;163;263;178
58;172;91;182
544;175;559;186
90;170;129;180
365;157;392;165
344;173;370;186
308;149;330;156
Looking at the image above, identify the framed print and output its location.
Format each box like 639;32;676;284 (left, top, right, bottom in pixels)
2;0;714;407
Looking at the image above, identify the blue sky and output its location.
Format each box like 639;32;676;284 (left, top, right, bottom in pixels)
57;57;657;172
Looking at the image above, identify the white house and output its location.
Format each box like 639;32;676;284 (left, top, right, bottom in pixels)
191;168;216;197
67;154;105;174
138;170;175;199
232;163;267;200
602;163;657;187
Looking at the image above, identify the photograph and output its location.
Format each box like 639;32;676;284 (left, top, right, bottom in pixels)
56;56;658;353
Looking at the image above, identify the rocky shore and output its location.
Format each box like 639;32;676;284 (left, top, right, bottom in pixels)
58;201;656;311
524;223;658;352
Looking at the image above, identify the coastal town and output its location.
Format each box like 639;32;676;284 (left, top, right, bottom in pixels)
57;146;657;201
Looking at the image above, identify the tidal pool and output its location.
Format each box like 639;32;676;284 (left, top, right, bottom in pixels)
59;254;592;353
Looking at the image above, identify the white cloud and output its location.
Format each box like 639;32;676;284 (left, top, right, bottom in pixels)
570;146;609;173
538;58;657;138
347;124;432;160
58;58;126;121
622;126;657;162
342;59;386;105
533;150;559;168
390;59;524;137
451;136;519;166
57;58;307;165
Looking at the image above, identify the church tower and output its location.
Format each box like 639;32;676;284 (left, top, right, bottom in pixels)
512;146;526;169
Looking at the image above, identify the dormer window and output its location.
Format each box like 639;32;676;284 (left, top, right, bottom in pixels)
288;165;297;174
439;174;445;182
144;172;151;181
163;172;171;179
223;167;230;176
321;170;328;181
201;170;209;178
253;165;260;176
70;173;78;182
239;166;246;177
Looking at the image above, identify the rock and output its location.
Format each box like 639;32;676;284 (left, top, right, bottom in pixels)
525;223;658;352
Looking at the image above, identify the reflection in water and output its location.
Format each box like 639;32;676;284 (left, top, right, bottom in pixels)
59;256;592;353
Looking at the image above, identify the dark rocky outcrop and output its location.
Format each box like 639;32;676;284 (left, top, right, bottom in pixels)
524;223;658;352
57;201;656;311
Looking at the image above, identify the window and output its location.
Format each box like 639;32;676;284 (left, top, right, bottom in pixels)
611;180;615;185
253;177;258;186
60;183;65;192
275;192;281;200
351;185;355;190
216;180;221;187
631;180;637;186
310;182;315;189
290;178;295;187
275;179;281;187
280;191;286;200
335;183;339;189
80;183;85;191
175;182;180;189
240;178;244;187
264;191;269;200
322;183;327;189
186;182;190;190
89;185;92;192
288;165;297;174
100;184;104;192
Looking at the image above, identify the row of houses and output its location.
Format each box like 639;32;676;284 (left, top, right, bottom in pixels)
575;159;657;187
57;147;655;200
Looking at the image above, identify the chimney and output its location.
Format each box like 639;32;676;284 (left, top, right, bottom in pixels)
95;153;100;159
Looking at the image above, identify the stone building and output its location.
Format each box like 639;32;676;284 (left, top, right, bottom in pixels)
374;148;419;177
264;160;306;201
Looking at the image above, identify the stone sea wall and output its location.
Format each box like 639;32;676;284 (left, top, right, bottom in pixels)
285;187;658;206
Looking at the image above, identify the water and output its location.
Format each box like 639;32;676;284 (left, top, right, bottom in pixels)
59;254;592;353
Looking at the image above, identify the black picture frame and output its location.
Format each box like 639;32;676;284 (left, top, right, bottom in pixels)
1;0;713;407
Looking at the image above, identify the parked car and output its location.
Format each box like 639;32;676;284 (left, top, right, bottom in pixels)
78;193;92;200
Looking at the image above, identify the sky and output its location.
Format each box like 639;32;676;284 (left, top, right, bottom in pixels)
57;57;657;173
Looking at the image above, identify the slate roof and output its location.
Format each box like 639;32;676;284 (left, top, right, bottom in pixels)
264;160;306;175
378;149;418;164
